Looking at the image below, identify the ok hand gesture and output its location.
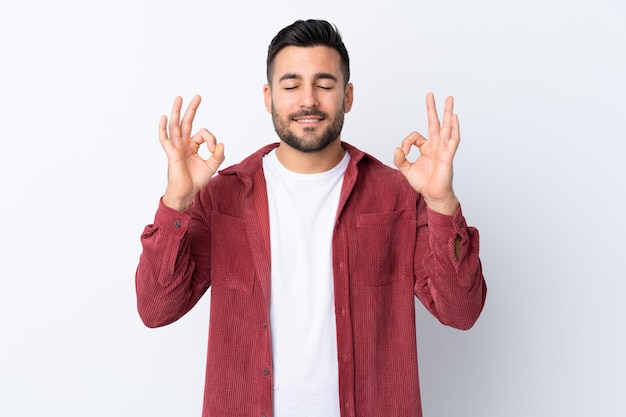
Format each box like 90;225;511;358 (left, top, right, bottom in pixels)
393;93;460;215
159;95;225;211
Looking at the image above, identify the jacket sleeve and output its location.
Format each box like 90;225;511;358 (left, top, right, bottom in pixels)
413;198;487;330
135;197;213;328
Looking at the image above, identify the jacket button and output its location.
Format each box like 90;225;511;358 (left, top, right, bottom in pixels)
263;368;270;376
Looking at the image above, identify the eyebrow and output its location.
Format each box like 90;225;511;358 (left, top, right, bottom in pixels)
278;72;338;83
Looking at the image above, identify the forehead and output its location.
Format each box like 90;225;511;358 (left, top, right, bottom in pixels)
271;45;343;81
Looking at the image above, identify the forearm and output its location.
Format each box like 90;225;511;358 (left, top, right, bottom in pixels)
414;203;487;330
135;199;211;327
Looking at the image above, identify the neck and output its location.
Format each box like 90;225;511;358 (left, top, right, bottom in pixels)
275;139;345;174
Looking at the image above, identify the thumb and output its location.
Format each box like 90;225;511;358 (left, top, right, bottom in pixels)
207;142;226;174
393;147;410;174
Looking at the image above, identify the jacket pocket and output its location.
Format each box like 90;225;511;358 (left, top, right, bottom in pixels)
210;211;255;293
355;210;413;285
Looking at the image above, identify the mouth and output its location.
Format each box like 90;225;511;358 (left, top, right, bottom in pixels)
292;113;326;126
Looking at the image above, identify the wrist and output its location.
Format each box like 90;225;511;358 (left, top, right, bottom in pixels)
162;193;194;211
424;194;459;216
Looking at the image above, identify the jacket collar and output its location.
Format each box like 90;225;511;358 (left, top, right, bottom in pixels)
218;141;374;180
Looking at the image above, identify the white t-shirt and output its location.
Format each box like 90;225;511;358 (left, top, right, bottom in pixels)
263;149;350;417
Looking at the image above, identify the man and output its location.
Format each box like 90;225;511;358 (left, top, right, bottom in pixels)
136;19;486;417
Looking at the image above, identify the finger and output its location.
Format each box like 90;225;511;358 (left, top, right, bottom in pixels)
168;96;183;141
158;115;173;152
400;131;428;155
426;92;441;140
449;114;461;152
192;129;225;175
440;96;454;143
181;95;202;139
190;128;217;154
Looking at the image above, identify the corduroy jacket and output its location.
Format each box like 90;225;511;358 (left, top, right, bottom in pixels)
136;142;487;417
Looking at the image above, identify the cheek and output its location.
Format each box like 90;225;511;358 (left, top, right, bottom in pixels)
271;96;297;116
325;93;347;109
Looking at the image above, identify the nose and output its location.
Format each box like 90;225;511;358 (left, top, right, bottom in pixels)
299;84;319;108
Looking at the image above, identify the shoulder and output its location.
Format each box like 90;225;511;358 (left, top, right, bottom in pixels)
197;143;277;208
343;142;411;189
219;143;279;178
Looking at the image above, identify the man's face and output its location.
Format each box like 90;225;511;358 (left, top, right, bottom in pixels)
264;46;353;153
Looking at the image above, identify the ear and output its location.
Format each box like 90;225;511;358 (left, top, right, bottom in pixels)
344;83;354;113
263;84;272;113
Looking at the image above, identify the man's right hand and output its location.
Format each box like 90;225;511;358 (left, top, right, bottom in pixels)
159;95;225;211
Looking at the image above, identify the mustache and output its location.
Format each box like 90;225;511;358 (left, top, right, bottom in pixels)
290;109;329;119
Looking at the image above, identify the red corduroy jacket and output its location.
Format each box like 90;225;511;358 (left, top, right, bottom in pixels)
136;142;487;417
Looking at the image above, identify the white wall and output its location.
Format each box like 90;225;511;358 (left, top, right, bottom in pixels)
1;1;624;416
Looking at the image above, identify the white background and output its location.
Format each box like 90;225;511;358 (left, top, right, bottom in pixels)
1;1;625;416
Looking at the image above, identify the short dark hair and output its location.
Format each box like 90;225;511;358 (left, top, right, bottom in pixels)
266;19;350;86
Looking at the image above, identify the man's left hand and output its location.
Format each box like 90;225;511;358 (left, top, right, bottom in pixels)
393;92;461;216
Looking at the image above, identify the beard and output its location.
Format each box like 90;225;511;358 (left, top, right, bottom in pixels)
271;104;345;153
